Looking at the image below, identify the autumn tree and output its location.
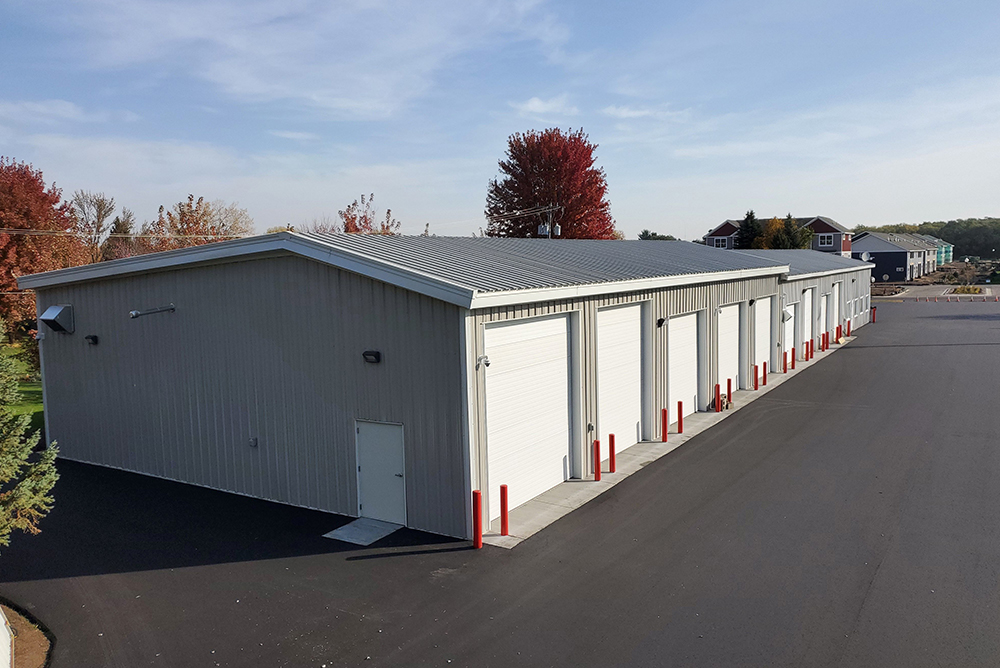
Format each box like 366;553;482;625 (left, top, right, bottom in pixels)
0;158;87;325
146;195;254;251
338;194;400;235
753;215;812;249
0;317;58;549
71;190;117;264
734;210;762;249
485;128;617;239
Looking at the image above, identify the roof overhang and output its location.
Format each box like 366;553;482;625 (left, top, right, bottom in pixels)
18;232;789;310
784;263;875;282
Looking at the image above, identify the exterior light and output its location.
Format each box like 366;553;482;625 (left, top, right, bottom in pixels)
362;350;382;364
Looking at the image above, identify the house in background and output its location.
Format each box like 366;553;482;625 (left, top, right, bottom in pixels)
915;234;954;265
800;217;852;257
703;219;741;249
852;232;929;282
704;216;851;256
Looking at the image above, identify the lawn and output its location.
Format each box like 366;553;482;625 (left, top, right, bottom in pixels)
2;345;45;435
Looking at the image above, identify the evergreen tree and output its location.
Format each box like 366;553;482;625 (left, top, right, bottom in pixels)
734;210;762;249
0;319;58;548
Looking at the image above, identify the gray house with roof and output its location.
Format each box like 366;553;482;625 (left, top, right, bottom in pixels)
21;233;869;540
704;216;852;257
852;232;929;281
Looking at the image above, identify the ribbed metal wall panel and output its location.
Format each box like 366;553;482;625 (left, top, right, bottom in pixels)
466;276;779;514
776;267;873;352
36;256;467;537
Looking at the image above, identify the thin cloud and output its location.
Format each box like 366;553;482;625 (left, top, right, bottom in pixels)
509;94;578;117
270;131;320;142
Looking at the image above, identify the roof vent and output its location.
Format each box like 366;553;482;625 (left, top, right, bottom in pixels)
39;304;74;333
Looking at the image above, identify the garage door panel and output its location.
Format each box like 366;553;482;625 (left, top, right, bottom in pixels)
597;304;643;451
669;313;699;421
484;315;571;521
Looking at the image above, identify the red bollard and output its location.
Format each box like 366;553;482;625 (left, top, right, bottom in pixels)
500;484;508;536
472;490;483;549
763;361;767;385
715;383;721;412
872;306;877;322
754;364;759;390
661;408;668;442
847;320;851;337
791;347;796;369
593;439;601;482
727;377;733;403
783;351;788;374
837;325;842;340
609;434;616;473
677;401;684;434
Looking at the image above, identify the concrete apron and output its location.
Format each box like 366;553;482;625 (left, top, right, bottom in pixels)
484;335;856;549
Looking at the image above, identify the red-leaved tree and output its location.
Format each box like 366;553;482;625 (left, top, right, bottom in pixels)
0;158;87;326
485;128;617;239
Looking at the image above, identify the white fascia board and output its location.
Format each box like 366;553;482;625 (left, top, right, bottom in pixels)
467;265;787;310
286;235;476;307
17;232;478;307
787;263;875;282
18;234;290;289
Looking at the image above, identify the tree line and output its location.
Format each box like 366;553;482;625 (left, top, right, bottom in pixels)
854;218;1000;259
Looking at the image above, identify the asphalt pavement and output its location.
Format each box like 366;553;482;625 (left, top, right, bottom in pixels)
3;300;1000;667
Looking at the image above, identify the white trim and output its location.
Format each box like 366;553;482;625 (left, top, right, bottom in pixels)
466;265;787;309
788;263;874;282
18;231;789;311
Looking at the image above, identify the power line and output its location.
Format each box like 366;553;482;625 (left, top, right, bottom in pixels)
0;228;249;239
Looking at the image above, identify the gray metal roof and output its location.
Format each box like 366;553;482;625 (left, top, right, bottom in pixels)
732;249;872;277
853;231;928;252
300;233;787;293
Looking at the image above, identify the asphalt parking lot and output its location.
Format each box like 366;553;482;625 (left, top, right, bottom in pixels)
3;300;1000;667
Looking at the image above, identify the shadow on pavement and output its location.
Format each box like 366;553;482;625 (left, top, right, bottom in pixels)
0;460;464;583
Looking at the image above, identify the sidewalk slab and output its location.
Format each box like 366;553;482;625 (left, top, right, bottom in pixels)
484;336;855;548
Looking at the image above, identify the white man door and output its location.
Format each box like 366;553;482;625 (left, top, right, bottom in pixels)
356;421;406;526
484;315;572;522
597;304;643;453
802;289;814;356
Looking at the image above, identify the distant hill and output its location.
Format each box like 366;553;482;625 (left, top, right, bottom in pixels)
854;218;1000;259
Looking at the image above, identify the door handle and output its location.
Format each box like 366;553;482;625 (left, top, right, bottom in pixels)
395;473;403;477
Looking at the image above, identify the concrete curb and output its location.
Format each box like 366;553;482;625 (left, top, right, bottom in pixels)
483;335;858;549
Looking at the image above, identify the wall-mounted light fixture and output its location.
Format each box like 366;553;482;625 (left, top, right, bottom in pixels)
84;335;99;345
362;350;382;364
656;317;666;328
476;354;490;370
749;298;756;306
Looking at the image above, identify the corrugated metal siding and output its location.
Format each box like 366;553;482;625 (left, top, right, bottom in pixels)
776;267;872;352
466;276;778;512
36;255;467;537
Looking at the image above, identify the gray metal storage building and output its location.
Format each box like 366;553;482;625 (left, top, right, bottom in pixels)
21;234;870;539
735;250;874;363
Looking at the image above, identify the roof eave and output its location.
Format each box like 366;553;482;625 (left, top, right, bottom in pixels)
787;263;875;281
468;265;788;310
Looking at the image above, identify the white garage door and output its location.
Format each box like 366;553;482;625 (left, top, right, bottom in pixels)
802;289;813;352
832;283;841;331
669;313;699;421
754;298;771;367
484;315;571;521
717;304;740;389
597;304;643;451
783;304;796;355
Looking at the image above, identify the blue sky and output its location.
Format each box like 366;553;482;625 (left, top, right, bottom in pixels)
2;0;999;239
